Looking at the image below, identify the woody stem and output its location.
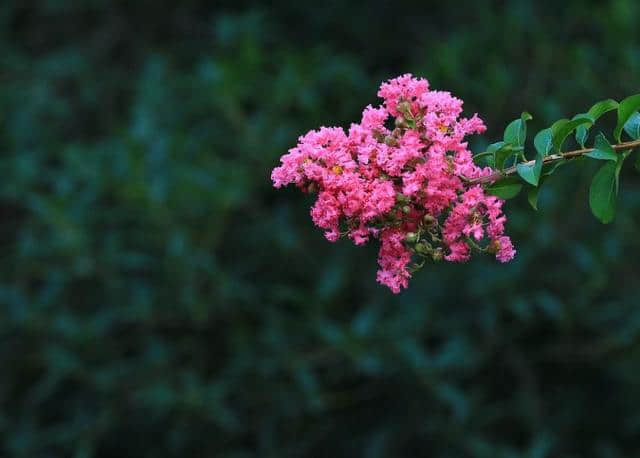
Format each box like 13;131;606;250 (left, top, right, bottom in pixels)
470;139;640;185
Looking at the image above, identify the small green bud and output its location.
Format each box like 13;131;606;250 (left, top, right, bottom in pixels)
402;205;411;214
396;192;409;203
405;232;418;243
432;248;443;261
415;241;432;254
395;116;406;128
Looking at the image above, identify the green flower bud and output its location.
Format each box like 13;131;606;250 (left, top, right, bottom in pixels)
415;241;432;254
405;232;418;243
402;205;411;214
396;192;409;203
432;248;443;261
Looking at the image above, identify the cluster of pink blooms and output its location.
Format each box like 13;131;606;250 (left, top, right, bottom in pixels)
271;74;515;293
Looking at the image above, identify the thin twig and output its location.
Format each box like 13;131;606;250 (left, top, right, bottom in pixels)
469;139;640;184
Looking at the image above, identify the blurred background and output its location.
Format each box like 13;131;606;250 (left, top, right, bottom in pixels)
2;1;640;457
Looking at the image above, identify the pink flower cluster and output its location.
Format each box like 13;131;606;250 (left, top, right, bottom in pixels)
272;74;516;293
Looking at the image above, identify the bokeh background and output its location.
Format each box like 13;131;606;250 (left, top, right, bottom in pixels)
2;1;640;457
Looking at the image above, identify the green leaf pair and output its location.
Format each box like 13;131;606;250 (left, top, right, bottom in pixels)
484;112;532;171
550;116;593;152
505;112;545;186
485;141;523;170
574;99;618;148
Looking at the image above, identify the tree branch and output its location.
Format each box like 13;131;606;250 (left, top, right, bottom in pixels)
469;139;640;185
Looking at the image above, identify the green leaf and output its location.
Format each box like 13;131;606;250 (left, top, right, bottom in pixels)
487;141;505;152
575;99;619;147
589;161;617;224
575;123;589;148
527;186;539;210
623;112;640;140
615;150;631;191
635;153;640;172
486;177;523;200
541;160;567;177
472;150;494;167
485;141;504;169
587;98;619;120
542;161;564;177
585;133;617;161
614;94;640;142
472;151;494;160
516;152;543;186
550;116;592;152
534;128;553;156
493;143;523;170
503;112;532;147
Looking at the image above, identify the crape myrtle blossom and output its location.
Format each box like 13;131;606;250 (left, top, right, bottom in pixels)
271;74;516;293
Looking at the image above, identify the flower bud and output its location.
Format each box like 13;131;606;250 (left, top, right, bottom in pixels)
396;192;409;203
404;232;418;243
395;116;406;128
432;248;443;261
423;214;436;225
397;101;412;116
402;205;411;214
487;239;501;254
384;135;398;147
415;241;432;254
372;130;385;142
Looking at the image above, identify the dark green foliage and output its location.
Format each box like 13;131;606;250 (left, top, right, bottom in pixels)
2;1;640;457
